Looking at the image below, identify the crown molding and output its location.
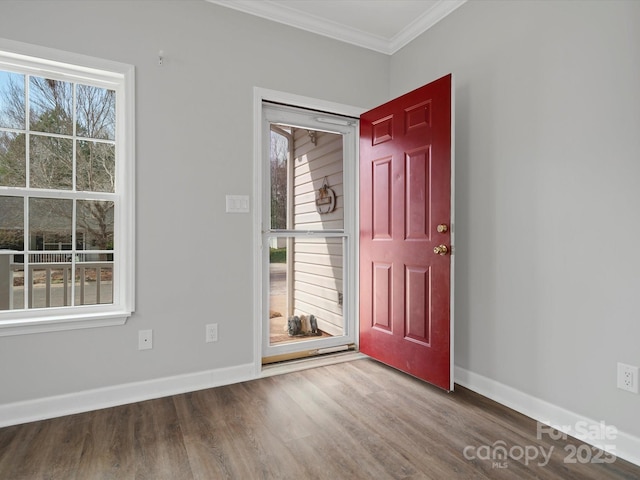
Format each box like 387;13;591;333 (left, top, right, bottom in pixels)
206;0;467;55
389;0;467;54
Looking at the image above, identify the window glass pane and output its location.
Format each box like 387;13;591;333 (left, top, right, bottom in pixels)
0;197;24;311
294;130;344;231
0;196;24;250
76;140;115;192
29;76;73;135
0;263;24;311
270;129;289;230
270;127;344;232
269;239;288;344
28;256;72;309
29;198;73;251
77;200;114;251
74;265;113;306
0;71;25;129
0;132;26;187
29;135;73;190
269;236;344;346
77;84;115;140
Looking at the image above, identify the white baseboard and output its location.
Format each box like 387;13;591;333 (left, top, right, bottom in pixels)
0;363;256;428
455;365;640;467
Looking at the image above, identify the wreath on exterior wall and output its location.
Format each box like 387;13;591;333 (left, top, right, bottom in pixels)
315;177;336;214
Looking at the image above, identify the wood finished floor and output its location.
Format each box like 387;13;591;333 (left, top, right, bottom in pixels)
0;358;638;480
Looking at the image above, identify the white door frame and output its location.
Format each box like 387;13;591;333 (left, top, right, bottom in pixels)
252;87;364;375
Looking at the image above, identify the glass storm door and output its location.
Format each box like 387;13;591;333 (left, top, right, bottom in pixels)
261;103;357;362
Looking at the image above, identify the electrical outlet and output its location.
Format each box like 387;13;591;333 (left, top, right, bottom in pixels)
138;329;153;350
617;362;639;393
206;323;218;343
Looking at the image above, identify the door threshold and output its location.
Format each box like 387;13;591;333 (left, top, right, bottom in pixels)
260;349;366;378
262;343;355;365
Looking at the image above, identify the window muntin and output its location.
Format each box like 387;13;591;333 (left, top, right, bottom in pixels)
0;40;133;334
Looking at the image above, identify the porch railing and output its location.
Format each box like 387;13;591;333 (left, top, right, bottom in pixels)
0;253;113;310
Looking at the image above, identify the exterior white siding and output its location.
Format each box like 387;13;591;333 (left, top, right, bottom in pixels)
292;129;344;335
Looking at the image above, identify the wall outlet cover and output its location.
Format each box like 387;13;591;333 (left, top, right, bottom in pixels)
206;323;218;343
138;329;153;350
617;362;639;394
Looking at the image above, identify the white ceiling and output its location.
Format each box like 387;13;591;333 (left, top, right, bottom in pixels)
206;0;467;55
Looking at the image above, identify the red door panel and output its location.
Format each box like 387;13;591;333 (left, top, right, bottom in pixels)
360;74;452;391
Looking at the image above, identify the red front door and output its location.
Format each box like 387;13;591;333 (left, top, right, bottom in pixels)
359;74;453;391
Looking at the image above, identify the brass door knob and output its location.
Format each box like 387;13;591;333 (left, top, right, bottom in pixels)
433;245;449;256
437;224;448;233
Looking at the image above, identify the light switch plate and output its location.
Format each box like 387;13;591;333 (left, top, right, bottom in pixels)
226;195;250;213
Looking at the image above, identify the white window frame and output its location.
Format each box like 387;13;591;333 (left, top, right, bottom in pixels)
0;39;135;336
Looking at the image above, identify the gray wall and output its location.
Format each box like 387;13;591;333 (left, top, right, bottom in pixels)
391;0;640;437
0;1;388;403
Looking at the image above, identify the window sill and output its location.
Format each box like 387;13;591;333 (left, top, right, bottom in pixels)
0;309;131;336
